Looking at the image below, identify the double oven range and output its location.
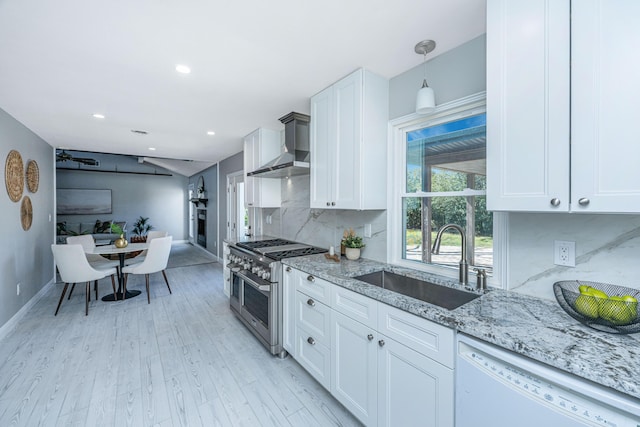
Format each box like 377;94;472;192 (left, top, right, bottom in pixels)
228;238;327;358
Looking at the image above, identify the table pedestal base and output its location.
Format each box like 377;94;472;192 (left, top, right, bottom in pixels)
101;290;142;301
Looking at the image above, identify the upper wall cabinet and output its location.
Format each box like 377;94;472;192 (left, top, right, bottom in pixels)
487;0;640;213
244;128;282;208
310;68;389;210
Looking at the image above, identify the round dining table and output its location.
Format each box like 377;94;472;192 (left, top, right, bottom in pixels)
88;242;149;301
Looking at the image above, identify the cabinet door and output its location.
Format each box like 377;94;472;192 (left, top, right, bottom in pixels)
378;336;454;427
333;70;362;209
330;311;377;426
486;0;570;212
243;132;257;207
571;0;640;213
310;86;334;208
282;266;297;354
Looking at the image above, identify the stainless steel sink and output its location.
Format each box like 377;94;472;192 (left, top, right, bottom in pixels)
353;270;481;310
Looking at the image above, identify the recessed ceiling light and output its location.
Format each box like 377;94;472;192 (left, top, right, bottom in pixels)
176;64;191;74
148;147;156;151
92;113;105;119
207;131;215;136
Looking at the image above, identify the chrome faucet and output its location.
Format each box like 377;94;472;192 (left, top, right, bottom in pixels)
431;223;469;286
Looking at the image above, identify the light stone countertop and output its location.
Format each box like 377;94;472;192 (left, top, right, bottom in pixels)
281;254;640;401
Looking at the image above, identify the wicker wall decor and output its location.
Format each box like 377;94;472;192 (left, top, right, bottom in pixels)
26;159;39;193
5;149;24;202
21;196;33;231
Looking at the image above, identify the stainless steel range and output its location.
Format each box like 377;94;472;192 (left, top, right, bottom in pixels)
227;238;327;357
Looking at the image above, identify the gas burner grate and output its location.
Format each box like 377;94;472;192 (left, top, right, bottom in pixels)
267;246;328;261
237;239;295;250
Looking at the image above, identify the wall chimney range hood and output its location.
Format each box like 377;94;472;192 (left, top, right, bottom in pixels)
248;112;310;178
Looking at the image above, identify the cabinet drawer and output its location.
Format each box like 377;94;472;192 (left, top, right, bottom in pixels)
377;304;454;368
296;272;331;305
331;285;377;328
296;325;331;390
296;291;331;346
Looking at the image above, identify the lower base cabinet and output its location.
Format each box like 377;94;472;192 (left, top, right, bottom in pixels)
378;336;454;427
285;266;455;427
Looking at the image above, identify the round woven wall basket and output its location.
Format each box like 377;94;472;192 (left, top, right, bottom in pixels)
21;196;33;231
26;159;39;193
5;150;24;202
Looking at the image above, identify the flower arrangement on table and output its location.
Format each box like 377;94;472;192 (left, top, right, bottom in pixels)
341;228;365;260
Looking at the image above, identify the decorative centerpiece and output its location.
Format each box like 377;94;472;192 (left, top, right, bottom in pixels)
111;222;128;248
341;228;365;260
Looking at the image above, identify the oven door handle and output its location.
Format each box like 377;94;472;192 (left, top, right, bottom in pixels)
236;272;271;292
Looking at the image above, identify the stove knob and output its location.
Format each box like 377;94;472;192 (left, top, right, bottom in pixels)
262;271;270;280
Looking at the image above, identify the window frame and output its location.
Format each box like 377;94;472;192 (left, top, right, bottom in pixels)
387;91;507;288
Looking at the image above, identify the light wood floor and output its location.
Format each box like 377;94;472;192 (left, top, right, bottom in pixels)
0;259;362;426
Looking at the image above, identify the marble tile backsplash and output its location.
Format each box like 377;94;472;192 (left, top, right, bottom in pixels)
260;175;387;262
259;176;640;300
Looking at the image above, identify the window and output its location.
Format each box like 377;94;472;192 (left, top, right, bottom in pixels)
389;93;501;283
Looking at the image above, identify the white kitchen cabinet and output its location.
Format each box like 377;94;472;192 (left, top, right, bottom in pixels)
487;0;640;213
310;68;388;210
377;334;453;427
243;128;281;208
331;310;378;426
282;265;297;354
283;266;455;426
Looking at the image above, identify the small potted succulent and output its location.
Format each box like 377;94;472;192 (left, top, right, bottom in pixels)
341;228;365;260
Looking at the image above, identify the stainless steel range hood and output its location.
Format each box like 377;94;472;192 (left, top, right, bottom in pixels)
247;112;310;178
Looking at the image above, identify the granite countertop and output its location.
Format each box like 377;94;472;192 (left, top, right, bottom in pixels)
282;254;640;401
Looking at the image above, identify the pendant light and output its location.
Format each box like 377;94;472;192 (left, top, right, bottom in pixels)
415;40;436;114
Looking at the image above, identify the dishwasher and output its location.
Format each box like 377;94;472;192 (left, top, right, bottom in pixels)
456;334;640;426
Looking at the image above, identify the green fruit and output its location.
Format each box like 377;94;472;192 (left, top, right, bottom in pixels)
600;297;635;325
574;295;600;319
579;285;590;294
586;287;609;300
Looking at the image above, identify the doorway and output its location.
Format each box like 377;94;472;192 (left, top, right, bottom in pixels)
227;172;247;239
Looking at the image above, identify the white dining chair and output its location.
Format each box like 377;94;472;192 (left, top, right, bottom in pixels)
51;244;117;315
122;236;173;304
124;230;168;266
66;234;120;269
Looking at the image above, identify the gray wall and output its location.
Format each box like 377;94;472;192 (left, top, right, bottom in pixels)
390;35;487;119
0;108;55;329
57;153;188;240
217;151;244;255
189;164;219;255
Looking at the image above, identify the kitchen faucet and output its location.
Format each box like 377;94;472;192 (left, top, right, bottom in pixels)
431;223;469;286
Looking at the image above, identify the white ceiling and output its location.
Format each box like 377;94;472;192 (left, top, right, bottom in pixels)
0;0;486;176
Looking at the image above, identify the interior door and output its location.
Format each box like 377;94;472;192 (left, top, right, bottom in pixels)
188;183;195;243
227;172;246;239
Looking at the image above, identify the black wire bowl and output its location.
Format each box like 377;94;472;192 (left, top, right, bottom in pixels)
553;280;640;334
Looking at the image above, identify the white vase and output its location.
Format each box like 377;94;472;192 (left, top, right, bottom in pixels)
345;247;361;260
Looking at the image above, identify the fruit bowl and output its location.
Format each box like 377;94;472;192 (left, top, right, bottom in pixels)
553;281;640;334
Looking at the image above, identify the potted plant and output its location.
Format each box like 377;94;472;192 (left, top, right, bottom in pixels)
131;216;153;242
341;228;365;260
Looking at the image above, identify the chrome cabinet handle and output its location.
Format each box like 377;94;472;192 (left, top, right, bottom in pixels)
378;339;385;347
307;337;316;345
331;202;336;206
578;197;590;206
326;202;330;206
367;334;374;341
307;298;315;307
307;275;315;283
550;198;561;207
285;266;291;272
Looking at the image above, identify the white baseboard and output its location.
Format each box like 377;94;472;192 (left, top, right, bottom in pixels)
0;278;54;342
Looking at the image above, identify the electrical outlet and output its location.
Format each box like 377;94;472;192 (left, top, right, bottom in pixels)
364;224;372;238
554;240;576;267
16;283;20;296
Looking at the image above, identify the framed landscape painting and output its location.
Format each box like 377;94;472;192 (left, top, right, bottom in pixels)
57;189;112;214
